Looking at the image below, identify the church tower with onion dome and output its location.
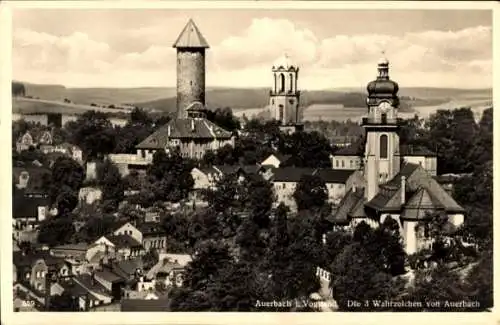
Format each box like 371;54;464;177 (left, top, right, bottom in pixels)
363;55;401;201
269;54;301;127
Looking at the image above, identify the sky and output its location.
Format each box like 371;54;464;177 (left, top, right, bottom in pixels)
12;8;492;90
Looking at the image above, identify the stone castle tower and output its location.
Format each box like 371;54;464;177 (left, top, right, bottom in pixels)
363;56;401;201
269;54;301;125
173;19;209;119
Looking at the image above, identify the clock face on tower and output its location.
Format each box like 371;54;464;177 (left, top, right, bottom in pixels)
378;101;391;113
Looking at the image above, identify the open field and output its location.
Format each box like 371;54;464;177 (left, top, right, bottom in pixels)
13;81;492;122
12;97;132;115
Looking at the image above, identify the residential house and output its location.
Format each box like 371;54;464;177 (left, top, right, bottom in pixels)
135;104;235;160
73;273;115;306
260;153;292;168
40;142;83;163
113;221;143;244
270;167;316;210
78;187;103;205
16;130;53;153
139;222;168;252
13;251;69;304
330;139;364;170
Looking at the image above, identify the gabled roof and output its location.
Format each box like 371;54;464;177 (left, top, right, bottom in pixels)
173;19;209;49
113;258;143;277
95;269;125;283
74;274;113;298
270;167;316;182
136;118;232;149
106;234;142;249
313;169;355;184
329;188;365;224
13;251;65;269
139;222;165;236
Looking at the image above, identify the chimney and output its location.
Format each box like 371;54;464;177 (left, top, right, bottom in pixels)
401;175;406;205
167;125;171;137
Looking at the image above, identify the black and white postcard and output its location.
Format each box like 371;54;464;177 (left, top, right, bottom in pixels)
0;1;497;325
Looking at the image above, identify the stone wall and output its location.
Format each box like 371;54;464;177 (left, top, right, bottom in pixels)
176;49;206;118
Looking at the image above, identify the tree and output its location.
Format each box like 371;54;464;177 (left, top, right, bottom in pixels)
55;185;79;216
279;131;332;168
142;249;159;270
409;265;472;311
293;174;328;211
96;159;125;211
181;240;234;292
38;217;76;247
49;291;79;311
426;107;478;174
330;242;402;310
205;107;241;132
146;149;195;203
65;110;116;160
241;174;274;228
466;248;492;310
12;81;26;97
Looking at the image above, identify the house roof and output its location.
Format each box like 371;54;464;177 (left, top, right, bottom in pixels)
51;243;89;252
401;145;436;157
74;274;113;298
173;19;209;49
329;188;365;224
121;299;170;312
139;222;165;236
271;167;316;182
161;254;192;267
95;269;125;283
263;152;292;164
312;169;355;184
106;234;143;249
12;189;50;219
136;118;232;149
13;251;65;269
113;258;143;277
157;261;184;275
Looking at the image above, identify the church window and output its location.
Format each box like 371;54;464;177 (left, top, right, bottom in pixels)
380;134;388;159
350;160;353;168
278;105;284;121
341;160;345;168
381;113;387;124
335;160;339;168
289;73;293;92
279;73;285;93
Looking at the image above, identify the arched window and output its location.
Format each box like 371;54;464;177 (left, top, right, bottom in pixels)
274;74;277;92
278;105;284;121
279;74;285;93
289;73;293;92
380;134;388;159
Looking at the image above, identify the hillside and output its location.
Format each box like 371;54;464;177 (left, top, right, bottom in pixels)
16;81;177;106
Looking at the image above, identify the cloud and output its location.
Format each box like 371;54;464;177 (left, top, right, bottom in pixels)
12;19;492;89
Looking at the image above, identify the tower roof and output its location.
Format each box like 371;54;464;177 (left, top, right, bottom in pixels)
273;53;297;70
173;19;209;49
